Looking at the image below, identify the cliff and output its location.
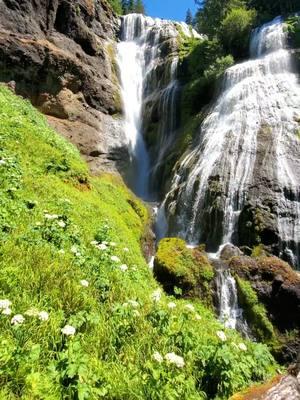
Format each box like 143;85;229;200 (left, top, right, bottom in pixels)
0;0;128;173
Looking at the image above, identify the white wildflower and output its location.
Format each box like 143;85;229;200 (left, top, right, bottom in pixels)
128;300;139;308
61;325;76;336
195;314;202;320
57;220;66;228
119;264;128;272
44;213;59;220
0;299;12;310
238;343;247;351
38;311;49;321
97;243;107;251
102;241;109;245
151;289;162;303
58;249;65;254
216;330;227;342
165;352;185;368
35;222;42;226
2;308;12;315
123;247;129;252
122;302;129;307
11;314;25;325
184;304;195;312
110;242;117;247
153;351;163;363
0;159;6;166
111;255;120;263
133;310;140;317
80;280;89;287
167;302;176;309
71;246;78;254
25;308;39;317
90;240;98;246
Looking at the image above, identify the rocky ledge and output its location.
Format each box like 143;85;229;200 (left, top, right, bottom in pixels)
0;0;128;173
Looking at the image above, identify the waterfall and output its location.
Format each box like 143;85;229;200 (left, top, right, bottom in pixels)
117;14;201;200
163;16;300;268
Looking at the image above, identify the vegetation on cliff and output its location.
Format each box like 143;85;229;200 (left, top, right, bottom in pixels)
0;86;277;399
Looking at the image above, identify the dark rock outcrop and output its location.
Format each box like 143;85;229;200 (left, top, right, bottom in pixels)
230;255;300;363
0;0;128;173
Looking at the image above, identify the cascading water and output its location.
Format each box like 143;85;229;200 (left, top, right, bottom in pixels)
163;16;300;268
117;14;201;200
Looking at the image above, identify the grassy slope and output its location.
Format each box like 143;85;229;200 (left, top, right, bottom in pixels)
0;86;276;399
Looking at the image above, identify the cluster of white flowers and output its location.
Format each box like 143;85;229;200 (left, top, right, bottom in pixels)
111;255;120;263
80;280;89;287
11;314;25;325
123;247;129;252
152;351;164;363
25;308;49;321
127;300;139;308
165;352;185;368
57;220;66;228
61;325;76;336
184;304;195;312
151;289;162;303
119;264;128;272
0;299;12;315
44;213;59;220
238;343;247;351
195;314;202;321
98;243;108;251
0;159;6;166
167;302;176;309
70;246;81;257
216;330;227;342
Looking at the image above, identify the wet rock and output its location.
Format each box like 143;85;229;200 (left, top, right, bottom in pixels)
220;244;243;261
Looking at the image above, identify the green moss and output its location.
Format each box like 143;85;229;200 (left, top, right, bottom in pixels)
251;244;267;258
236;277;275;342
154;238;214;304
285;16;300;48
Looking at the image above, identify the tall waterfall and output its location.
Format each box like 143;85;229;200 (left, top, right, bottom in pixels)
117;14;201;199
163;16;300;268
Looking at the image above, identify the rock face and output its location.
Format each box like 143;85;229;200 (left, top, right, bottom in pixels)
163;17;300;267
0;0;128;173
230;255;300;363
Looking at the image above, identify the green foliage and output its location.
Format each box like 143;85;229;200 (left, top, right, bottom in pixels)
236;278;275;342
107;0;123;14
285;16;300;48
121;0;145;14
220;7;257;57
0;86;277;399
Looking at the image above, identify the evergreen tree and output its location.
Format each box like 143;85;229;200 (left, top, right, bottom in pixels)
128;0;134;12
185;8;193;25
122;0;129;14
135;0;145;14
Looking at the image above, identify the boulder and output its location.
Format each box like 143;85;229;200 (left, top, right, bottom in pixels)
153;237;214;303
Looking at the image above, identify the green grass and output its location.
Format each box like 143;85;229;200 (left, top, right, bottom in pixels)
0;86;277;399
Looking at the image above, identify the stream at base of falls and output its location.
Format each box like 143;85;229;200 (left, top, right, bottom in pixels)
117;14;300;334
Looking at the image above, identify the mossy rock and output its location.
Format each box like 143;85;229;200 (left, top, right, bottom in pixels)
154;237;214;304
235;277;275;343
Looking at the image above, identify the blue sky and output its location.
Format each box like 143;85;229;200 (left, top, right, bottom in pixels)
144;0;198;22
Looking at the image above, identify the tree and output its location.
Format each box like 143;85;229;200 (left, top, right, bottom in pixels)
134;0;145;14
128;0;134;12
185;8;193;25
220;7;257;57
122;0;129;14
